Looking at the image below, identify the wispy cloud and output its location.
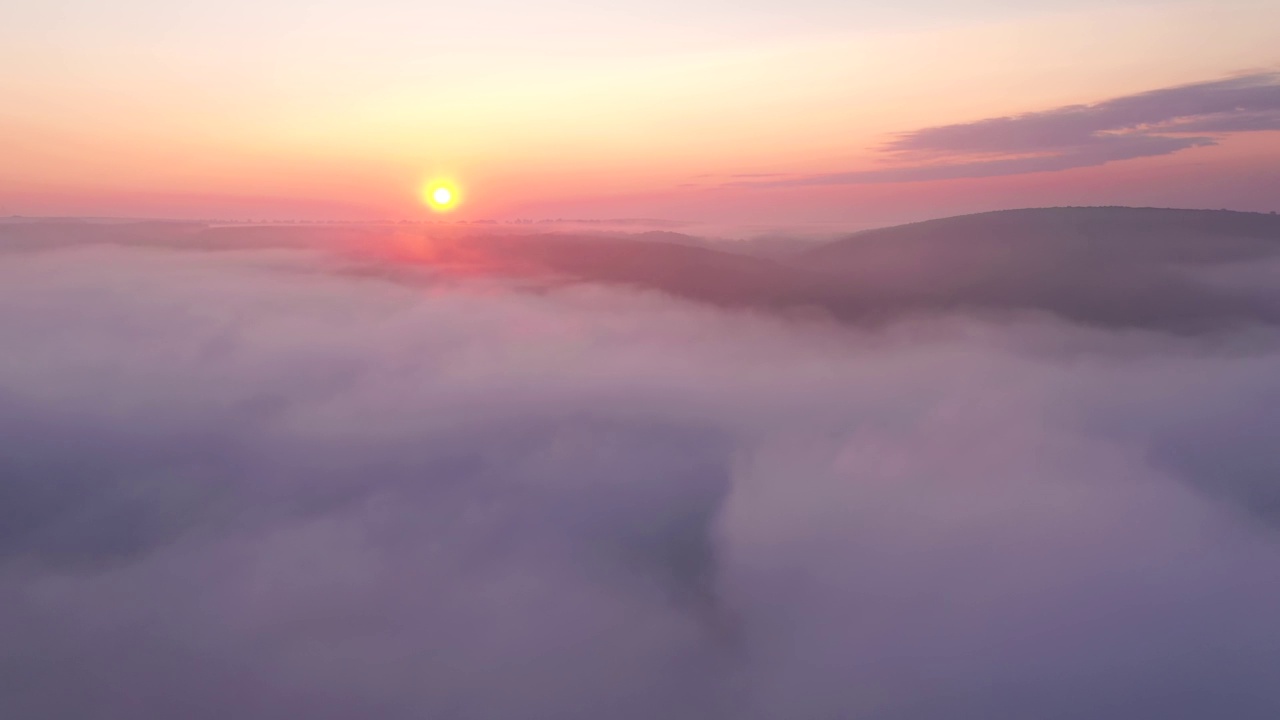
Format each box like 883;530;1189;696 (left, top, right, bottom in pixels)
746;72;1280;187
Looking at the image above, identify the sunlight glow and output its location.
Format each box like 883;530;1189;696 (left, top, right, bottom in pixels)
424;182;460;212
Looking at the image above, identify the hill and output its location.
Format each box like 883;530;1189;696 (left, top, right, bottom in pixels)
791;207;1280;331
5;207;1279;332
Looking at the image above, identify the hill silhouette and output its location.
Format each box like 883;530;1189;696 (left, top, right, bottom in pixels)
792;207;1280;331
4;207;1278;332
382;207;1280;332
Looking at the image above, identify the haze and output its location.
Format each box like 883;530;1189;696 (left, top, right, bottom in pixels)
3;2;1280;719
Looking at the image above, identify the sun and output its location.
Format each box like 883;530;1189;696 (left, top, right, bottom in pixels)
423;181;460;212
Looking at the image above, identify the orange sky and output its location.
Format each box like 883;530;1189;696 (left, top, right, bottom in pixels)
2;0;1278;228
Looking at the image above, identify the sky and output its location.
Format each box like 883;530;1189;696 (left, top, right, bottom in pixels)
2;0;1279;226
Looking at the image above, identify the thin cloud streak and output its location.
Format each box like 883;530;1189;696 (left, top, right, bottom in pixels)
745;71;1280;187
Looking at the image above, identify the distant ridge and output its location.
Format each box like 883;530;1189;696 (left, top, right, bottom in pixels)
789;206;1280;331
4;207;1279;333
805;206;1280;258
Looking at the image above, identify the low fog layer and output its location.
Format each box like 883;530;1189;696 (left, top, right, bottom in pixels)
2;213;1280;719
